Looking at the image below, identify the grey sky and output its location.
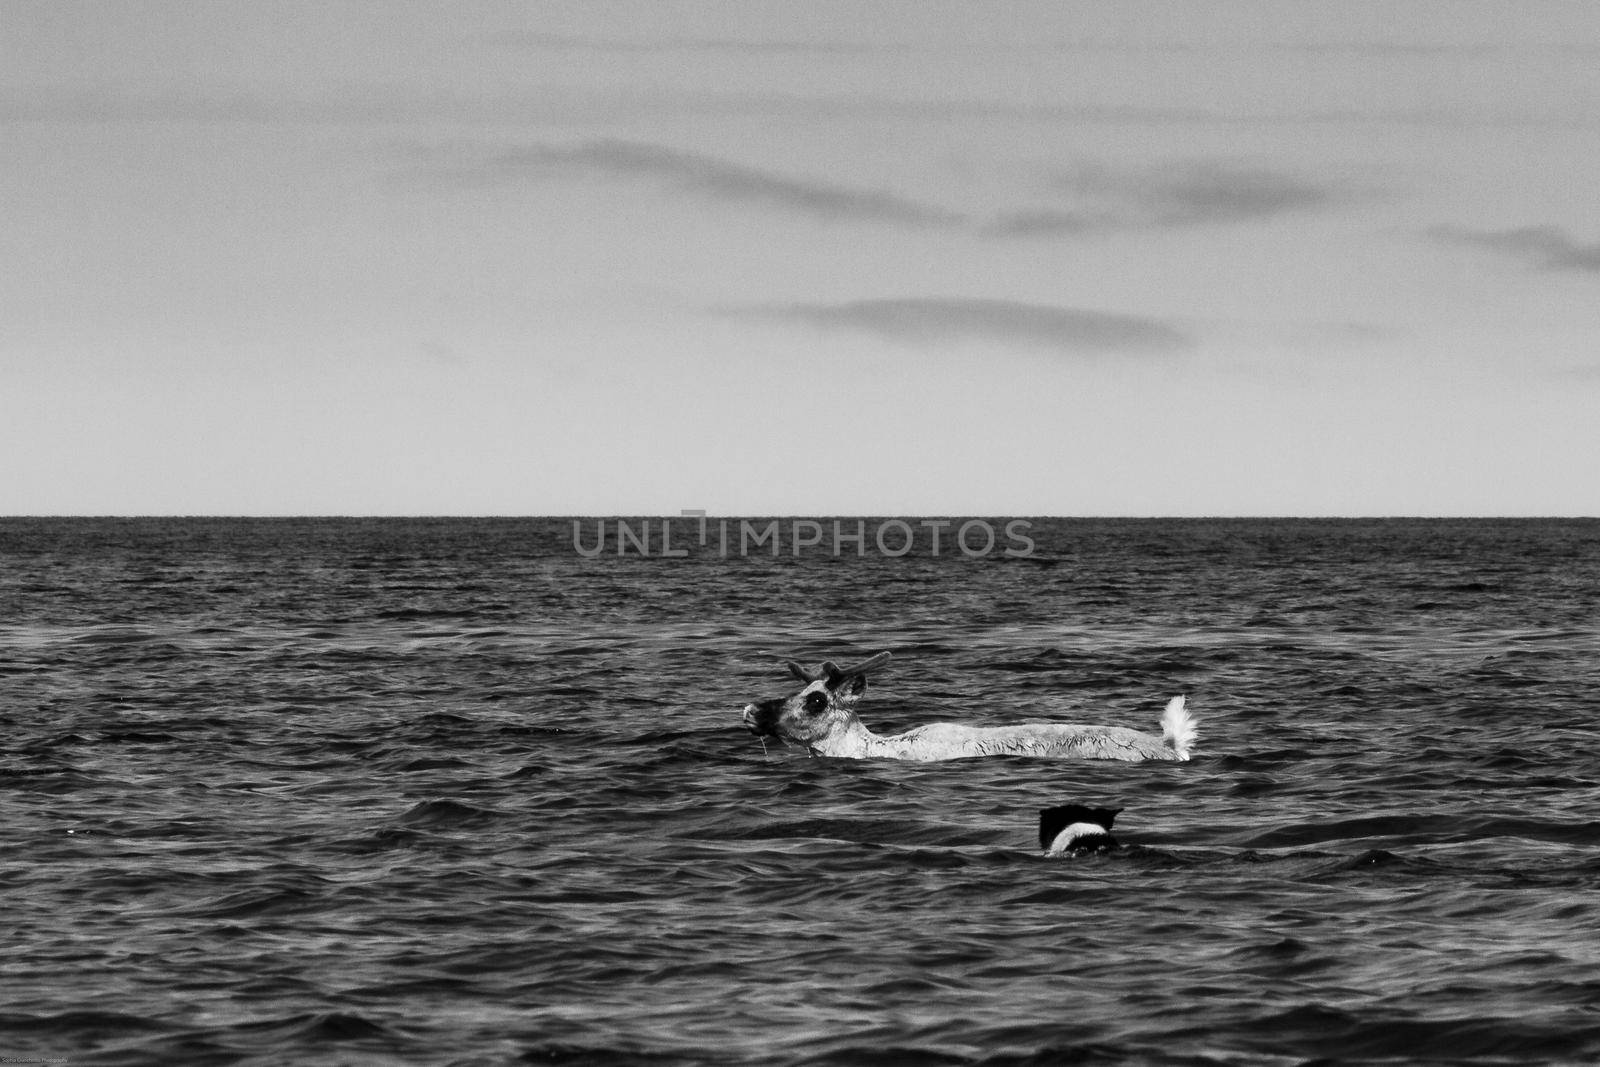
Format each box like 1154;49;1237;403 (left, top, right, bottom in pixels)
3;1;1598;514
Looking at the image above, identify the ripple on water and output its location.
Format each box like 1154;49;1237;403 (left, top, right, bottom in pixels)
2;518;1600;1064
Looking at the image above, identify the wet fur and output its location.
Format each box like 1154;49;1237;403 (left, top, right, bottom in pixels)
742;653;1197;763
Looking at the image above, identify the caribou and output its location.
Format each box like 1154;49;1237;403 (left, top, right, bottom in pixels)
741;652;1197;762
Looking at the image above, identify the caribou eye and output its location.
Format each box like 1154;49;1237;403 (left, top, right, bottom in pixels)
803;691;828;715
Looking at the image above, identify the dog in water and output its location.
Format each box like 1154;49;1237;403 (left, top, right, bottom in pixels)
741;652;1196;762
1039;804;1122;854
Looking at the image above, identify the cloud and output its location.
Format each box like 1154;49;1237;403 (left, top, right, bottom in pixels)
1010;160;1335;234
419;139;1335;240
728;298;1195;355
1427;224;1600;272
980;161;1337;238
450;140;964;226
1137;162;1333;224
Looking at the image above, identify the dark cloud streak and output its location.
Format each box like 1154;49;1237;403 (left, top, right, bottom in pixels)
1142;163;1332;224
424;139;1335;238
981;161;1335;238
729;298;1195;355
1428;224;1600;273
465;140;964;226
1043;160;1334;229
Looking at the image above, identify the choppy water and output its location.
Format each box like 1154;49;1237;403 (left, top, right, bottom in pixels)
3;517;1599;1066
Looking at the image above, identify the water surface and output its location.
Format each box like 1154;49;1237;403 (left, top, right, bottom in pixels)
3;517;1599;1065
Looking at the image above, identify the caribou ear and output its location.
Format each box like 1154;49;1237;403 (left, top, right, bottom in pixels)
824;668;870;696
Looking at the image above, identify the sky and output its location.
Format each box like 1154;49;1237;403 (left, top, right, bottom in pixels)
3;1;1599;516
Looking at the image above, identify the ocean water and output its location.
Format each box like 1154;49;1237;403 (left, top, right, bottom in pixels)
3;517;1599;1066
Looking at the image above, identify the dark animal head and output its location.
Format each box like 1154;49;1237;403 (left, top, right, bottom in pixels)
1039;804;1123;853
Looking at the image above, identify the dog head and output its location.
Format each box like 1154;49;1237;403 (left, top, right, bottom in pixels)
1039;804;1122;853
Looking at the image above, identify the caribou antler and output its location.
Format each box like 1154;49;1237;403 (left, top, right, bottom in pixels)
784;651;892;685
785;660;822;683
